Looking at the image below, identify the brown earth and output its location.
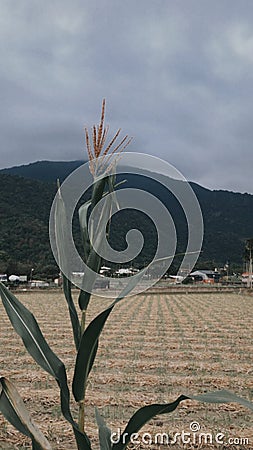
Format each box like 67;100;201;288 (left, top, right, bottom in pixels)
0;290;252;449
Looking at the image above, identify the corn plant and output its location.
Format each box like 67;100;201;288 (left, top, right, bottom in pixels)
1;100;253;450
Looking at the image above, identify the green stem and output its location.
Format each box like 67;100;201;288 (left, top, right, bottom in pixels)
80;309;86;335
78;309;87;433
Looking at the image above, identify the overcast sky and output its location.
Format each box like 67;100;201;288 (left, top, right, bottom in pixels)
1;1;253;193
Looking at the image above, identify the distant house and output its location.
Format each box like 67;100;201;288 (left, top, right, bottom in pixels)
242;273;253;284
70;271;110;289
19;275;28;283
31;280;49;288
8;274;20;282
190;270;221;283
0;274;7;283
115;267;139;277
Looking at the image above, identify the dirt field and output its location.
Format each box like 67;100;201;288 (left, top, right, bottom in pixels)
0;290;253;449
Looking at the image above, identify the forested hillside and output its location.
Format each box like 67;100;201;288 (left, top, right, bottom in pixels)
0;161;252;279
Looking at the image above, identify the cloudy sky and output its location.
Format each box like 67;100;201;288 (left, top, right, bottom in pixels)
1;0;253;193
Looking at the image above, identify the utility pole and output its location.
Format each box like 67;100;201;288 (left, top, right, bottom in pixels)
248;246;252;289
246;239;253;289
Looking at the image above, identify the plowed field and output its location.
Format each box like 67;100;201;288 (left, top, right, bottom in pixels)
0;290;253;449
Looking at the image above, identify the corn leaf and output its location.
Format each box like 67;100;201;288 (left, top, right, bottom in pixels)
91;175;107;210
55;185;81;348
72;305;113;401
54;182;71;274
73;191;176;404
112;395;187;450
95;408;112;450
62;275;81;350
0;282;64;379
79;200;92;263
78;200;92;311
78;174;118;311
112;390;253;450
73;266;153;402
78;192;111;310
190;389;253;410
78;289;91;312
0;282;91;450
0;377;52;450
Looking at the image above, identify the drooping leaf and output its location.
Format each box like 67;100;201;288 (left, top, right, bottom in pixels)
73;266;154;402
112;390;253;450
0;283;91;450
190;389;253;410
0;282;64;379
112;395;187;450
0;377;52;450
95;408;112;450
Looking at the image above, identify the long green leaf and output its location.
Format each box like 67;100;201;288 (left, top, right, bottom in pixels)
95;408;112;450
79;200;92;263
0;283;91;450
0;282;63;379
73;213;176;405
191;389;253;410
78;174;118;310
0;377;52;450
55;184;81;348
91;175;107;210
72;305;113;401
78;289;91;312
112;395;187;450
62;275;81;350
112;390;253;450
73;266;155;402
78;191;111;310
54;182;71;273
78;200;92;310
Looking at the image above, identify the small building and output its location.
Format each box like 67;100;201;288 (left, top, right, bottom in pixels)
0;274;7;283
19;275;28;283
190;270;221;283
30;280;49;288
242;272;253;285
115;267;139;277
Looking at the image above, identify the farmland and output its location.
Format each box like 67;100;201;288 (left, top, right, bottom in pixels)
0;290;253;449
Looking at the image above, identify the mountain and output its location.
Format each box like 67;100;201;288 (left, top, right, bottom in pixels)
0;160;85;182
0;174;58;278
0;160;252;278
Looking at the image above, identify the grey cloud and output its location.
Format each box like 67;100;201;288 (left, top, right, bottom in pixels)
1;0;253;193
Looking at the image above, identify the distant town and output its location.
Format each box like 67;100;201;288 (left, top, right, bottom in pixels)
1;264;252;290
